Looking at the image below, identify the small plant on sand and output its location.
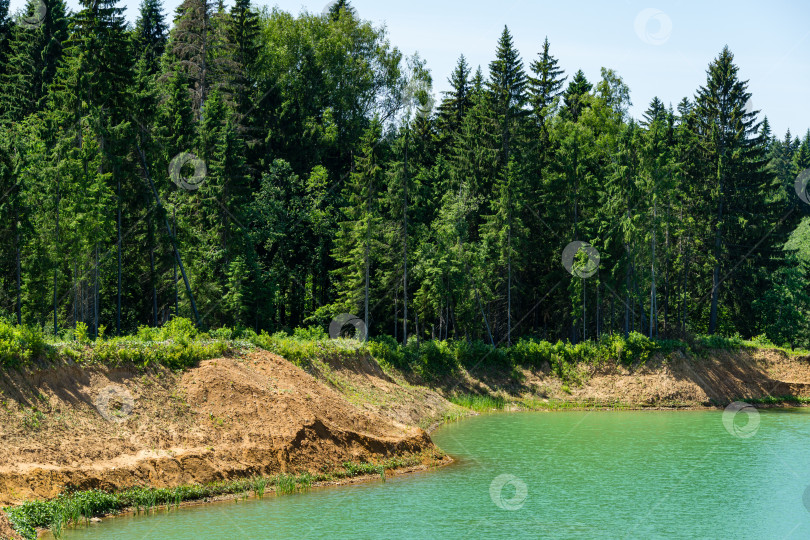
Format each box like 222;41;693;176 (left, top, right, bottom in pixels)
252;476;267;498
22;407;44;430
275;474;297;495
298;473;312;493
49;511;63;539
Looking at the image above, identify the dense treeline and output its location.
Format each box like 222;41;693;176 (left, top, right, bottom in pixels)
1;0;809;346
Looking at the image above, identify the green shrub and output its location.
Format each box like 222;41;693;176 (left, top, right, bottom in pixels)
620;331;658;365
160;317;199;341
693;334;745;350
366;335;410;370
74;322;90;344
0;320;53;367
292;326;328;341
453;339;505;368
413;340;458;378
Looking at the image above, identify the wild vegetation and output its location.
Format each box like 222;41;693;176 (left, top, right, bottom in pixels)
3;452;441;540
0;0;809;351
0;315;775;387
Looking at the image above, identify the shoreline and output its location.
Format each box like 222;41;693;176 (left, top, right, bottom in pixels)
7;401;808;539
30;454;454;539
5;344;810;539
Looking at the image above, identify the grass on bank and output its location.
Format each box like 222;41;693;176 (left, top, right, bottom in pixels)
0;317;240;370
0;315;775;385
3;452;442;540
447;393;672;412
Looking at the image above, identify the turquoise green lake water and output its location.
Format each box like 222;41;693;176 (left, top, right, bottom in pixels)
53;409;810;539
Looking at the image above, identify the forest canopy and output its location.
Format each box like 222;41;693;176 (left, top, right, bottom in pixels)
1;0;810;347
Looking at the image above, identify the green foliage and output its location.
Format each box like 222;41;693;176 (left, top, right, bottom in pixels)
0;318;231;370
74;322;89;344
692;334;745;351
607;332;659;365
246;329;338;368
366;335;410;369
0;319;53;367
0;0;804;383
448;393;507;411
3;454;441;539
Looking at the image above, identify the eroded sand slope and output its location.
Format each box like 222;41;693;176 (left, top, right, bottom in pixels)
0;351;441;506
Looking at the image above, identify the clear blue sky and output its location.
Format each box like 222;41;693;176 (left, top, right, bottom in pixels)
9;0;810;138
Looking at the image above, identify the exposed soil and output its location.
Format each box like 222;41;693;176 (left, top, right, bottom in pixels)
452;348;810;407
0;510;23;540
2;343;810;534
0;350;449;507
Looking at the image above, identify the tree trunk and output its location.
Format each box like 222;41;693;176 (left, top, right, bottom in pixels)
364;218;371;341
173;208;178;319
15;203;21;326
402;126;408;345
709;158;724;334
507;172;512;347
54;186;60;335
94;243;99;337
117;177;122;335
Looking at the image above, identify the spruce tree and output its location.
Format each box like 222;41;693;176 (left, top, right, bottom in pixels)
135;0;168;74
331;119;384;336
326;0;355;21
168;0;214;118
528;37;566;131
694;46;778;335
227;0;260;124
437;55;472;143
795;133;810;172
0;0;68;122
562;69;592;122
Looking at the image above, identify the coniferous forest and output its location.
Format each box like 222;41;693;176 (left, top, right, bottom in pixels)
1;0;810;348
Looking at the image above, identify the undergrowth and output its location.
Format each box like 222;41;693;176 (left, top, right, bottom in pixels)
0;315;757;385
3;451;442;540
0;318;241;370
